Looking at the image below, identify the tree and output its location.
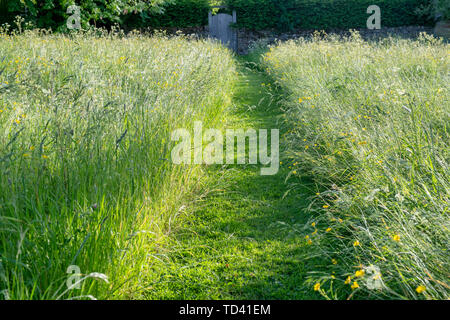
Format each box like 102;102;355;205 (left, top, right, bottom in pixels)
1;0;175;30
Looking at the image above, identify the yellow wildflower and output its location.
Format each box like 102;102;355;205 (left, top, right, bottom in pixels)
351;281;359;290
314;283;321;291
416;285;426;294
353;240;360;247
326;227;332;233
355;270;365;277
393;234;400;242
345;276;351;284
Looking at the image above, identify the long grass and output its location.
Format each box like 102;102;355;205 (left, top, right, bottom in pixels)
0;28;236;299
260;31;449;299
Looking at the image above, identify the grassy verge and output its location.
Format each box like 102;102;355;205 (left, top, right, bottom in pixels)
259;31;449;299
0;30;236;299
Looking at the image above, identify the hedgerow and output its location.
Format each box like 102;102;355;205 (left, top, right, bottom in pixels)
226;0;433;31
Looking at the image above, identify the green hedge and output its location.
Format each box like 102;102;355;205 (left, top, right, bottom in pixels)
144;0;432;30
226;0;432;31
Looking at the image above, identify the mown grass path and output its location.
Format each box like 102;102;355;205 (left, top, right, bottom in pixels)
145;58;317;300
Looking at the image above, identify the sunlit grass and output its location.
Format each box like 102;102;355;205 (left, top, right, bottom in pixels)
261;31;449;300
0;29;236;299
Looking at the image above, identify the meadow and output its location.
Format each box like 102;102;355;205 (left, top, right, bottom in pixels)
260;32;449;299
0;29;235;299
0;25;448;300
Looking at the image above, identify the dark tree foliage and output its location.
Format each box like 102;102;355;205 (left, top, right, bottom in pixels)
0;0;175;30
